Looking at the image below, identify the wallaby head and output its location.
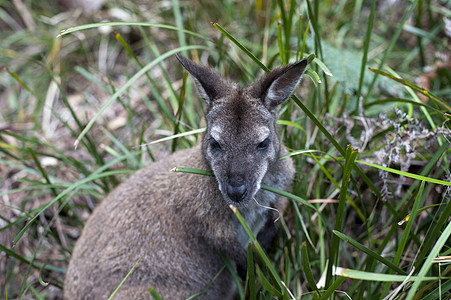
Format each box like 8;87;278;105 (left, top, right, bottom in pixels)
176;55;307;206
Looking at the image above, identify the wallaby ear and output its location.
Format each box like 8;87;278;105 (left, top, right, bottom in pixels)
251;59;308;110
176;54;229;105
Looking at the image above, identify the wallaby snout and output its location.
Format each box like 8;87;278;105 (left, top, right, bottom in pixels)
227;177;248;202
64;54;307;300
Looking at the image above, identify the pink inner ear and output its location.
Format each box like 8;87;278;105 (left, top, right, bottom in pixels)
261;60;307;108
247;59;307;108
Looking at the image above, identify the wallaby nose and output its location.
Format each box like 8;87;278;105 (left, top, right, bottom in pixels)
227;179;248;202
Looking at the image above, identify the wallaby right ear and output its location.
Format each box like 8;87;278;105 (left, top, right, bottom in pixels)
176;54;229;105
251;59;308;111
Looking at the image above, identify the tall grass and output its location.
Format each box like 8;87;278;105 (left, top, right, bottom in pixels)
1;0;450;299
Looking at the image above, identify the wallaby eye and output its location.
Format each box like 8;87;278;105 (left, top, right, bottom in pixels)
209;137;221;150
256;138;270;150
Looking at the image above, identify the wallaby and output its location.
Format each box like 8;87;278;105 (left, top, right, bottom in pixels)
64;54;307;299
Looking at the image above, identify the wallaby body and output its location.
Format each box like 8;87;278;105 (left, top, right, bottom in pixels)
64;55;307;299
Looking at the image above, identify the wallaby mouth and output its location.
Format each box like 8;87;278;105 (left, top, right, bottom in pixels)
226;181;248;203
219;178;260;207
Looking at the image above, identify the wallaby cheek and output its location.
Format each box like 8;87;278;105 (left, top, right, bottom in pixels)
208;154;227;195
253;147;275;189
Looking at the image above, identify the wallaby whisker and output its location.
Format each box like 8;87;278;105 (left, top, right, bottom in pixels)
252;196;281;223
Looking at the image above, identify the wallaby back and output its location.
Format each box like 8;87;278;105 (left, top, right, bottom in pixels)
64;55;307;299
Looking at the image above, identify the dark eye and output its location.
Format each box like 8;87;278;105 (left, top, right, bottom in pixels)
209;137;221;150
256;138;270;150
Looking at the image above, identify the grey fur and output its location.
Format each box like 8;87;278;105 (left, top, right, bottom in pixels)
64;55;307;299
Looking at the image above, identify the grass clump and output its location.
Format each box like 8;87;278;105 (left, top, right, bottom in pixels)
1;0;450;299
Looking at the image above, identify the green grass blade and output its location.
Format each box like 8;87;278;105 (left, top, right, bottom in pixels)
29;286;45;300
393;180;425;267
292;200;315;247
300;17;310;60
276;119;306;132
4;67;38;98
296;14;303;61
276;20;285;64
301;242;320;294
279;149;319;159
313;58;332;77
171;166;317;210
212;22;269;72
310;153;366;222
222;255;244;299
73;45;209;148
27;148;58;197
283;0;296;63
397;203;446;226
256;266;282;298
13;170;131;246
171;167;213;177
247;243;256;300
291;94;343;155
171;70;188;152
115;30;179;121
355;160;451;185
230;205;284;294
364;98;443;114
12;149;140;246
261;184;315;210
338;269;443;282
305;0;324;59
363;0;419;103
333;230;407;275
304;68;321;86
109;256;142;299
184;266;226;300
148;287;163;300
75;66;111;94
414;194;451;270
326;145;358;286
415;0;425;66
115;31;140;65
319;276;346;300
56;22;208;40
421;279;451;300
140;128;206;147
356;0;376;110
101;128;141;169
171;0;187;56
148;38;181;120
368;67;451;111
381;181;426;296
0;244;55;273
405;208;451;299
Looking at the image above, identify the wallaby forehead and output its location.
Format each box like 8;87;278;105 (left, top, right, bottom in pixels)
207;90;273;140
209;89;272;119
210;124;270;143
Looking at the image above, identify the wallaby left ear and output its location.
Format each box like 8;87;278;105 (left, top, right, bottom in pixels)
176;54;229;106
251;59;308;110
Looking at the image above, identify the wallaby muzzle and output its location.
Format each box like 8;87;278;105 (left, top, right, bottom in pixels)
227;179;248;202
